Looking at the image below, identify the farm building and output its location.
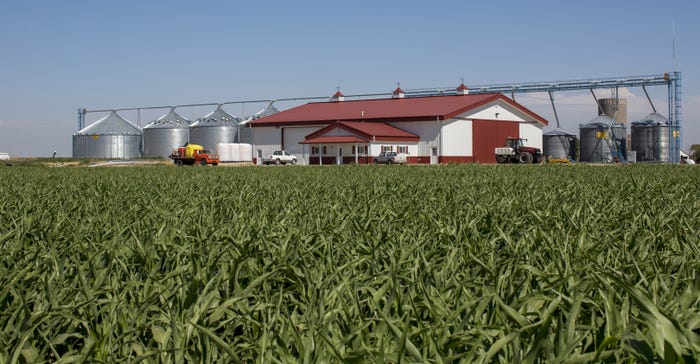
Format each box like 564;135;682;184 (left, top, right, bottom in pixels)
247;85;548;164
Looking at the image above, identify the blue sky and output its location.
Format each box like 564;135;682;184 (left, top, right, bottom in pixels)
1;0;698;157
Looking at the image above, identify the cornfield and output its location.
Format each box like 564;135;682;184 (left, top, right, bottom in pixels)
0;164;698;363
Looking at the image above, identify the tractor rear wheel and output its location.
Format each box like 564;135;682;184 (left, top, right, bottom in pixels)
518;152;533;164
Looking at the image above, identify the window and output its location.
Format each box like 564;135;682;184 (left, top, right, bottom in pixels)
381;145;393;153
397;146;408;154
353;146;367;154
322;146;327;154
311;146;320;155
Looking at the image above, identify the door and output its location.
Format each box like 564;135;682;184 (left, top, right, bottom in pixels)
472;120;519;163
337;146;342;165
430;147;438;164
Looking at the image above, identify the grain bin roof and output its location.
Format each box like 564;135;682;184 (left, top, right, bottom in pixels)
143;109;190;129
543;128;576;136
191;105;240;127
632;113;668;126
580;115;616;128
76;111;141;135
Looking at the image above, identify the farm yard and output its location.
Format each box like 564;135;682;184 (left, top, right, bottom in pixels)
0;164;698;362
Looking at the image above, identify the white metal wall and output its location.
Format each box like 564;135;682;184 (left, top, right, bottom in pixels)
252;127;281;164
283;126;322;165
368;142;418;156
465;102;525;122
388;121;440;157
317;127;355;137
519;123;544;150
441;119;472;156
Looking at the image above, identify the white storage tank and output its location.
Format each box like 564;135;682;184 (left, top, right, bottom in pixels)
142;108;190;159
217;143;253;162
73;112;141;159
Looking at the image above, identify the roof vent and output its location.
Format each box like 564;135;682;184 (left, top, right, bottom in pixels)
331;90;345;102
456;83;470;95
392;86;405;99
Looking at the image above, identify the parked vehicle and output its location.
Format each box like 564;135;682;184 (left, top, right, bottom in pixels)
170;144;219;166
373;151;407;164
495;138;542;164
262;150;297;165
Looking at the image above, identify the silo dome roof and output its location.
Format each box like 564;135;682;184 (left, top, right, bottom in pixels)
240;103;281;125
75;111;141;135
543;127;576;136
192;105;240;127
580;115;616;128
632;113;668;126
143;109;190;129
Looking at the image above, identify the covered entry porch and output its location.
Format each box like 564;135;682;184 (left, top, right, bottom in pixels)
300;136;370;165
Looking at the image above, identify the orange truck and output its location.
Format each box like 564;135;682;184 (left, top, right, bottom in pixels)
170;144;219;166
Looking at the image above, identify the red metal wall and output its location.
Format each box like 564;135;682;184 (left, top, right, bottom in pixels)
472;120;519;163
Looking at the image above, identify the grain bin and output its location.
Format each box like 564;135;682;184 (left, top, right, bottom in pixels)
73;111;141;159
631;113;669;162
543;128;577;161
579;115;626;162
142;108;190;159
189;105;239;150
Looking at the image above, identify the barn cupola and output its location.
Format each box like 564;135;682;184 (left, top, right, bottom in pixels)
331;89;345;102
392;84;405;99
456;83;470;95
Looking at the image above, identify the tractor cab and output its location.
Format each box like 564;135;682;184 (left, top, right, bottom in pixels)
505;138;524;150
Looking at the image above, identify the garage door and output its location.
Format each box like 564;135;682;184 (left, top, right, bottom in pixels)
472;120;519;163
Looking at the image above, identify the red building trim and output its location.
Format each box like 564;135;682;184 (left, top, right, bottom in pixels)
439;156;475;163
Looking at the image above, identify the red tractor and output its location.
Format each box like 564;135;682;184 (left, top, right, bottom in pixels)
494;137;542;164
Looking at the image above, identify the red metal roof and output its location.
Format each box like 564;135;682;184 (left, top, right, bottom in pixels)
299;136;367;144
249;94;548;127
302;121;419;144
337;121;418;139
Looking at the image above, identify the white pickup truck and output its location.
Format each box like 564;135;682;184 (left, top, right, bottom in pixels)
373;151;407;164
262;150;298;165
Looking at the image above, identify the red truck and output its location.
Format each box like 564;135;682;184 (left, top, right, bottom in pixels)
170;144;219;166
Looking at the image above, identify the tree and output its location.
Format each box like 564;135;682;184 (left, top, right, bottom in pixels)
690;144;700;162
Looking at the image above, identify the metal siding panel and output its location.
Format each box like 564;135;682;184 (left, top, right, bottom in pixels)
472;120;519;163
143;128;189;159
283;126;322;165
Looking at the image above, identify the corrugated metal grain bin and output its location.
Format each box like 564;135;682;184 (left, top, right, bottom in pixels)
142;109;190;159
190;105;239;150
579;115;626;162
73;112;141;159
543;128;577;161
631;113;669;162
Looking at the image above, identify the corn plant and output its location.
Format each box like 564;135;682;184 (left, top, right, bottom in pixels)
0;164;698;363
